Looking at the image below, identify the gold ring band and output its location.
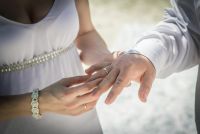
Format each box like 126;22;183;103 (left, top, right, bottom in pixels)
84;104;87;110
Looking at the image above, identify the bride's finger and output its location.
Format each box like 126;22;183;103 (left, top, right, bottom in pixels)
60;75;90;87
92;68;120;97
85;62;111;74
65;78;102;97
87;66;112;82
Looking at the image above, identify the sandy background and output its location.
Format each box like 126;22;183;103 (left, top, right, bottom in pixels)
89;0;198;134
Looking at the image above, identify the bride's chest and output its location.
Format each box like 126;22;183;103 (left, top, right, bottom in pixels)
0;0;79;66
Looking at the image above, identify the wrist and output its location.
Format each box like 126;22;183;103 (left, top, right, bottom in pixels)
103;51;123;62
38;90;49;114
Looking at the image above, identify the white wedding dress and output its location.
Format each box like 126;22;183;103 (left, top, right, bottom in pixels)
0;0;103;134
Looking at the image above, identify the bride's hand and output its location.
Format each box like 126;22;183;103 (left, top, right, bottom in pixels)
39;76;101;116
86;53;156;104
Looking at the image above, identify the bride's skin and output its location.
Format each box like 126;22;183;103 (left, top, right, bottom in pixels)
0;0;112;121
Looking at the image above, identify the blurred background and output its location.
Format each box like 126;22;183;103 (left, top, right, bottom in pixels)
89;0;198;134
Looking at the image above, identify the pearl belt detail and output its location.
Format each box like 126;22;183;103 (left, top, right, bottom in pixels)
0;45;73;73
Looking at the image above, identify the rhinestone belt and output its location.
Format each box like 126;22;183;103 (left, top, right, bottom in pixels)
0;45;74;73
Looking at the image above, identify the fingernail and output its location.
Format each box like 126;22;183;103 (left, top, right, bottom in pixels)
105;98;111;105
140;90;146;103
105;93;113;104
144;91;148;102
92;90;98;96
143;98;147;103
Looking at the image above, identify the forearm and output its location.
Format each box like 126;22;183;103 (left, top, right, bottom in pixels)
130;10;200;78
0;93;32;121
76;30;112;65
0;91;47;121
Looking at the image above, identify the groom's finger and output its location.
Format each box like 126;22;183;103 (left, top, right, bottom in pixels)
138;72;154;102
92;68;120;97
85;62;111;74
105;70;129;104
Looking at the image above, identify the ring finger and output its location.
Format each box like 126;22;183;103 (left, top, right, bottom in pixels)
87;65;112;82
70;101;97;116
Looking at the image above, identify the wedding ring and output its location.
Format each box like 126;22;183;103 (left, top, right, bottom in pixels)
84;104;87;110
103;68;109;74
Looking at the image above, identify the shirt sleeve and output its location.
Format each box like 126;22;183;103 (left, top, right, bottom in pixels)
129;3;200;78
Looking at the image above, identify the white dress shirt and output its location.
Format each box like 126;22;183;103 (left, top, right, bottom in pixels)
129;0;200;132
131;0;200;78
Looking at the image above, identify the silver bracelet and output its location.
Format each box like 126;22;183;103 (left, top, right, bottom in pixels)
31;89;42;119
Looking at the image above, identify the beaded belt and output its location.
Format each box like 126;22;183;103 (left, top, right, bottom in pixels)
0;45;74;73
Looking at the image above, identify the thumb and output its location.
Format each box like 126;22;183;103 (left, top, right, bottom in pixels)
138;72;154;102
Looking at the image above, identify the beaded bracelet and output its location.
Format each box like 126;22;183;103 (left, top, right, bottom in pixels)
31;89;42;119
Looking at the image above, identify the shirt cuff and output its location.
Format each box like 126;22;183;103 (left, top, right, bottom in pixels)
127;38;168;76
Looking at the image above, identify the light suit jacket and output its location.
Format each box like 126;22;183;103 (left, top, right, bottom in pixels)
132;0;200;132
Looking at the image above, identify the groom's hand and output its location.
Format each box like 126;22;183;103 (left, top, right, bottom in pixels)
86;53;156;104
